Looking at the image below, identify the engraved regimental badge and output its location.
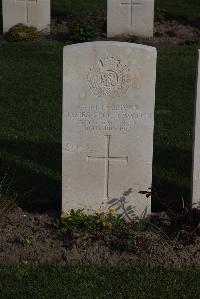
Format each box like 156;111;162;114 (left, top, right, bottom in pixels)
87;56;130;98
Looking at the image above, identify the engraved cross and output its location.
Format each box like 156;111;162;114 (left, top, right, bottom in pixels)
87;135;128;200
16;0;37;24
121;0;142;26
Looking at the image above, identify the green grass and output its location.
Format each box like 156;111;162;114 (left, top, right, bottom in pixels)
155;0;200;22
0;265;199;298
0;43;198;210
0;42;63;210
51;0;106;16
153;45;198;208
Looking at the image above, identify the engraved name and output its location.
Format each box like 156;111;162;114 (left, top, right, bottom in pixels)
66;103;152;133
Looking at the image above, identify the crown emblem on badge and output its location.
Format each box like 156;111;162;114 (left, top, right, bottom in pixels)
87;55;131;98
97;56;121;69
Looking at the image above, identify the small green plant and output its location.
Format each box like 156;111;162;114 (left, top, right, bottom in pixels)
61;187;200;249
22;234;34;245
61;208;140;252
111;226;137;252
61;208;125;233
69;19;104;43
148;188;200;246
4;23;41;42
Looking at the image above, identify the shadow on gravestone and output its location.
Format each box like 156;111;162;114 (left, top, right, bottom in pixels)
0;139;61;212
108;188;149;221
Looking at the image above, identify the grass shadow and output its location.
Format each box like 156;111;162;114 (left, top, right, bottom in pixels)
152;144;192;211
0;139;61;212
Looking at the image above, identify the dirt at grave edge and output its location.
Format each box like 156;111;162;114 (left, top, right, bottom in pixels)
0;207;200;267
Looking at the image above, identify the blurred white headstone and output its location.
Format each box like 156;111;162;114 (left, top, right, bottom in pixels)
107;0;154;37
62;42;157;219
2;0;50;33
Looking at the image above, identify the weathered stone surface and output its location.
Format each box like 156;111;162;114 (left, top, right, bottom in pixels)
2;0;50;33
62;42;157;218
107;0;154;38
192;50;200;208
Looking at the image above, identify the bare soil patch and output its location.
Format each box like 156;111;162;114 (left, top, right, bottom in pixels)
148;20;200;46
1;18;199;46
51;16;200;46
0;207;200;267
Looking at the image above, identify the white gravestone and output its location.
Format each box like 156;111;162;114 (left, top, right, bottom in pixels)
192;50;200;208
63;42;157;218
2;0;50;33
107;0;154;38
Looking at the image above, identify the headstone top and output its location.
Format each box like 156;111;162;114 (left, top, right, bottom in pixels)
64;41;156;52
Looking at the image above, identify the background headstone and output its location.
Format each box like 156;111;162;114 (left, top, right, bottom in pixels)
2;0;50;33
63;42;157;218
192;50;200;208
107;0;154;37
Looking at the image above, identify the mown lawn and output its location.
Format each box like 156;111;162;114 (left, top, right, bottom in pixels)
0;42;198;210
0;42;63;211
153;45;197;208
0;265;199;298
155;0;200;21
